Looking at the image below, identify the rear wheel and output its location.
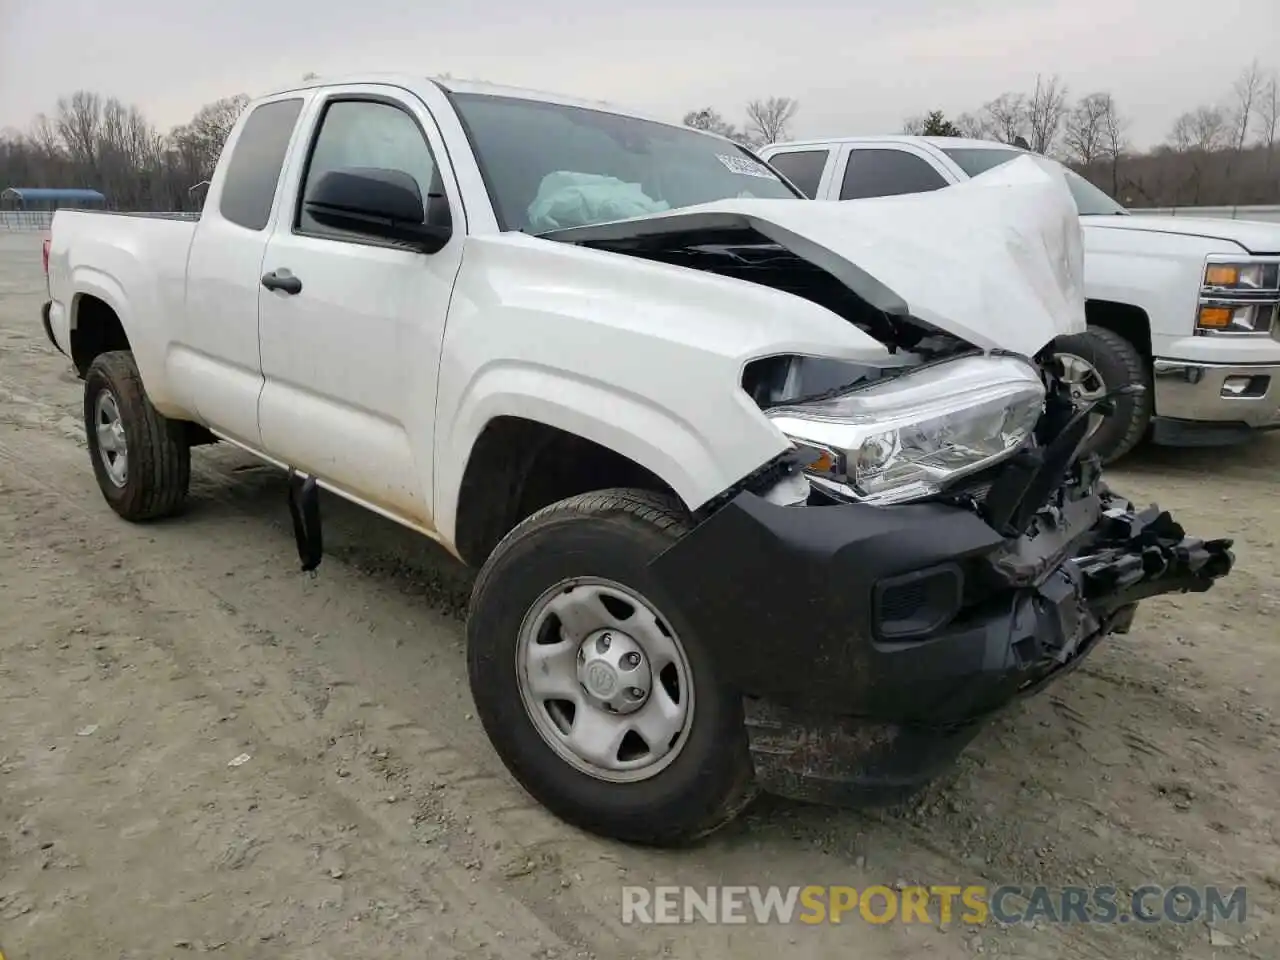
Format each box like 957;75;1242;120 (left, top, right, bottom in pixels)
1055;326;1152;464
466;488;756;846
83;350;190;521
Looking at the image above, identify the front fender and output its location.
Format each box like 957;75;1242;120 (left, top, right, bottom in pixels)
431;233;896;549
433;360;787;546
1080;224;1236;358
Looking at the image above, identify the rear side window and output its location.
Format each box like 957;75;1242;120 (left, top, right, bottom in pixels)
839;149;948;200
219;98;304;231
767;149;829;198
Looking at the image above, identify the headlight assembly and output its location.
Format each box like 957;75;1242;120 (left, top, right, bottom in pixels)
1197;256;1280;335
766;354;1045;504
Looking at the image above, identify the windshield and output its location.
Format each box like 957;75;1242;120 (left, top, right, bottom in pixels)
941;147;1128;216
450;93;800;233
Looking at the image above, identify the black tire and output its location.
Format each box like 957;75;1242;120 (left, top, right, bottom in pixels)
466;488;756;847
1056;326;1152;464
83;350;191;521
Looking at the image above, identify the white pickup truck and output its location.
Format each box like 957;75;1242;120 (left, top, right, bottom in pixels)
760;136;1280;462
40;75;1233;846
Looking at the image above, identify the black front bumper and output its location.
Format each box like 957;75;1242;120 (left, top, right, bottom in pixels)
647;463;1233;804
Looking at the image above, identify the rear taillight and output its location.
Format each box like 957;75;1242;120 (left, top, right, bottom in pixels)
42;238;50;275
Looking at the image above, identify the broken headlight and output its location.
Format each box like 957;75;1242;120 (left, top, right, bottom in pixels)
766;354;1045;504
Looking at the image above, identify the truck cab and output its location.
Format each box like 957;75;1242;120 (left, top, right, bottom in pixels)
760;135;1280;461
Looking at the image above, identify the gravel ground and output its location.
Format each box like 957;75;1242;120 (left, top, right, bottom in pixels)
0;229;1276;959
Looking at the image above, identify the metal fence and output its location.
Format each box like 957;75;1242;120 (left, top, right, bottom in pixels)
0;211;56;231
0;210;201;231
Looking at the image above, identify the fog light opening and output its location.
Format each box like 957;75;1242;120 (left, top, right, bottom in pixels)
1220;375;1269;399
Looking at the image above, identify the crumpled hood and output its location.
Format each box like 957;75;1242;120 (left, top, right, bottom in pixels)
540;156;1087;358
1083;213;1280;254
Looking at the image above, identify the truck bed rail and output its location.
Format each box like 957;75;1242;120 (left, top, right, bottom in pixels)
1;210;201;231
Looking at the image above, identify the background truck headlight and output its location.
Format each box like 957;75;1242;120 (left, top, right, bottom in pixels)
1197;256;1280;335
766;354;1046;504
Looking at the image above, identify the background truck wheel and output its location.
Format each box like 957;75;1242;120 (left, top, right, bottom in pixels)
1055;326;1152;464
466;488;756;846
83;350;191;521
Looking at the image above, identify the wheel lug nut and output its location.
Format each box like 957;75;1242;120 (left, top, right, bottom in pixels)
597;633;611;652
628;687;645;699
624;652;641;667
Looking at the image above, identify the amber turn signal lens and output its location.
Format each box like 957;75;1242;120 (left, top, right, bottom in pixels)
1197;306;1233;328
807;449;839;474
1204;265;1239;286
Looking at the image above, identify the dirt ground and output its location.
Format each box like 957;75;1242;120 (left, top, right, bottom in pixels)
0;230;1276;960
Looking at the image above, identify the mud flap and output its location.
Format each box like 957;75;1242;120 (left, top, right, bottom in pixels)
286;469;323;574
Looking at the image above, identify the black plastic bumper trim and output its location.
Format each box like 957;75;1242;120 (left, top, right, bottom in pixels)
647;485;1232;727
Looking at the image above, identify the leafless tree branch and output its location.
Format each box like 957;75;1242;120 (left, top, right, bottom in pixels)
979;93;1028;145
1254;73;1279;171
745;97;799;146
1026;74;1069;154
1063;92;1111;165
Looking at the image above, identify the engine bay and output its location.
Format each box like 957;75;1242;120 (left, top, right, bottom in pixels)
540;213;976;361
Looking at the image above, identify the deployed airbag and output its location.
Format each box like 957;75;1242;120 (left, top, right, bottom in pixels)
527;172;670;233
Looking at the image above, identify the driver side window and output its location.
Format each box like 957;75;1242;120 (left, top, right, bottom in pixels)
297;98;440;239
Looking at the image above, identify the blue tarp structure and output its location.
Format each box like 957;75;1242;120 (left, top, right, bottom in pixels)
0;187;107;210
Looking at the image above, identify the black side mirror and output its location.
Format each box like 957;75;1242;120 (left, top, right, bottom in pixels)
304;166;452;253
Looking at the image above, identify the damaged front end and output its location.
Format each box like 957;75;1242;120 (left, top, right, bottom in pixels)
647;348;1235;808
546;156;1231;806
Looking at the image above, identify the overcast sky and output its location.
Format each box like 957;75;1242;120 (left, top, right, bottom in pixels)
2;0;1277;148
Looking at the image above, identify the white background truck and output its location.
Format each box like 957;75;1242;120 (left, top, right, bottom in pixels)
40;75;1232;846
760;136;1280;462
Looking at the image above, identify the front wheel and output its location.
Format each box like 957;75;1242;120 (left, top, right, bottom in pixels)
466;489;756;846
1055;326;1153;464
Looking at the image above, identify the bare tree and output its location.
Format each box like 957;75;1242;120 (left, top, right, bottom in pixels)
1026;74;1069;155
1098;94;1129;198
745;97;798;145
1168;105;1230;204
979;93;1028;145
1062;92;1112;165
171;95;250;184
55;91;105;177
1170;105;1230;153
1231;60;1264;154
955;112;988;139
901;114;927;136
1223;60;1266;199
1255;73;1279;172
27;114;61;158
